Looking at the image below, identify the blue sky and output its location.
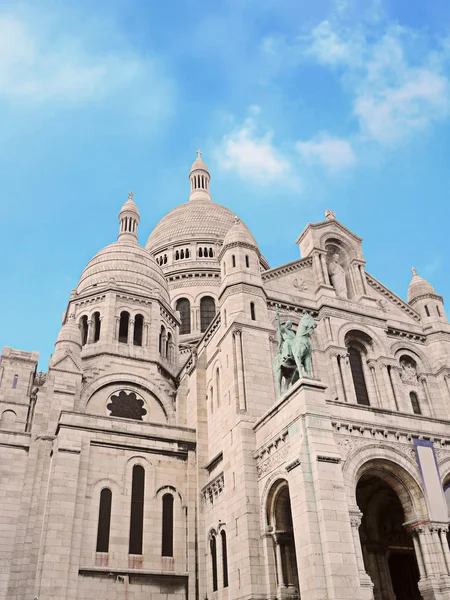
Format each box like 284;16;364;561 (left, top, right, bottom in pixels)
0;0;449;367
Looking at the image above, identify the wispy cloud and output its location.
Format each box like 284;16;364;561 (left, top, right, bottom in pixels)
296;133;356;172
216;106;293;185
300;19;450;146
0;12;173;115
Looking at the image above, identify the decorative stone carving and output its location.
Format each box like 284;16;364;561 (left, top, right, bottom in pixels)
257;444;290;478
33;371;47;387
106;391;147;421
328;253;348;298
376;298;390;312
325;209;336;220
202;472;224;504
400;358;418;385
293;277;308;291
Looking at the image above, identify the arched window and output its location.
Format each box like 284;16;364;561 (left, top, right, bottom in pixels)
1;410;16;427
186;248;190;258
410;392;421;415
175;250;179;260
166;332;172;362
425;305;430;317
209;248;213;258
93;312;101;343
204;247;207;257
348;346;370;405
162;493;174;557
159;325;165;355
118;311;130;344
437;305;441;317
12;374;18;389
245;255;250;268
80;315;88;346
129;465;145;555
232;255;236;268
210;386;214;412
199;247;203;258
96;488;112;553
134;314;144;346
210;533;218;592
221;530;228;588
164;254;167;264
250;302;256;321
176;298;191;335
200;296;216;332
180;249;185;259
216;368;221;408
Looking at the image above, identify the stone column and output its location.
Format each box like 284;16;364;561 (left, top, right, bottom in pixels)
411;531;427;579
349;509;374;597
429;525;447;574
115;316;120;340
128;318;134;345
362;358;377;407
274;535;286;593
417;527;434;578
439;526;450;575
390;366;408;412
144;322;149;347
319;253;330;285
313;251;325;286
367;360;381;407
262;532;278;599
420;377;434;418
341;352;358;404
233;329;246;412
359;264;368;295
379;363;398;411
86;318;93;344
331;353;345;402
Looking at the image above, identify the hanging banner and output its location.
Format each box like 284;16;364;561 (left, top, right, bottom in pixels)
413;439;448;522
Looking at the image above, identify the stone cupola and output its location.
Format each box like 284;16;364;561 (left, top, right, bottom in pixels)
407;267;447;323
189;150;211;202
118;191;140;242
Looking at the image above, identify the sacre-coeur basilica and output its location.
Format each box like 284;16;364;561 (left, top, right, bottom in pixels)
1;153;450;600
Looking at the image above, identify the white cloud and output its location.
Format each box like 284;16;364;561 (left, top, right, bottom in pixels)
0;14;172;112
300;19;450;146
217;108;292;184
296;133;356;171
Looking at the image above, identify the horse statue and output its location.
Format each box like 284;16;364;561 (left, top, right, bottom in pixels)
272;306;317;397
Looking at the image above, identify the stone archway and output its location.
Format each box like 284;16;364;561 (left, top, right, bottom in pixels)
266;480;300;599
357;474;421;600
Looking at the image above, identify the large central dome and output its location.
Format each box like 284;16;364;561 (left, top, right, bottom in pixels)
146;199;238;253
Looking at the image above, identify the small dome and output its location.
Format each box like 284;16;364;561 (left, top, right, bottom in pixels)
190;155;209;173
407;268;437;303
120;191;140;216
77;241;170;302
55;316;82;349
222;217;259;250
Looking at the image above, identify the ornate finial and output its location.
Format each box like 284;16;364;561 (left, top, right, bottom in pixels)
128;191;134;201
412;267;417;276
196;149;202;158
234;215;240;225
325;208;336;220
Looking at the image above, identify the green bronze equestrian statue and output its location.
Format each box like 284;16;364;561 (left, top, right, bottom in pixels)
272;305;317;396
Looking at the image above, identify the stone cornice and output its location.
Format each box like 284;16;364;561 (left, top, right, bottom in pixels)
202;472;224;504
387;326;426;344
366;273;420;322
409;293;443;305
296;219;363;245
262;257;313;282
218;240;260;261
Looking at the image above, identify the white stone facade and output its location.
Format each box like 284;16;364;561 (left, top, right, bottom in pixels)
1;155;450;600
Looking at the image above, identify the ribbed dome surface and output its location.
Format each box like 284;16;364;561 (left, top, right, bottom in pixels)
407;269;437;303
146;200;242;253
77;241;170;301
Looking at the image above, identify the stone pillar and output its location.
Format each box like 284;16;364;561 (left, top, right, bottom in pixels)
115;316;120;340
262;532;278;599
420;377;434;418
362;358;377;407
331;353;345;402
359;264;368;295
144;322;149;346
233;329;246;412
86;318;93;344
313;251;325;286
439;526;450;576
390;366;408;412
286;379;362;600
411;531;427;580
429;525;447;575
128;318;134;345
349;509;374;598
274;535;286;593
367;360;381;407
341;353;358;404
380;363;398;411
319;253;330;285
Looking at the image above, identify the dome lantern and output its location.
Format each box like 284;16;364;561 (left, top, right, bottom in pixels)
189;150;211;202
118;191;140;242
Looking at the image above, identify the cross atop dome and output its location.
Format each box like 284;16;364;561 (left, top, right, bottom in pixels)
128;191;134;201
196;149;202;158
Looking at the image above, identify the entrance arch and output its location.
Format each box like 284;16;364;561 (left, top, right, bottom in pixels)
356;472;421;600
266;479;300;598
